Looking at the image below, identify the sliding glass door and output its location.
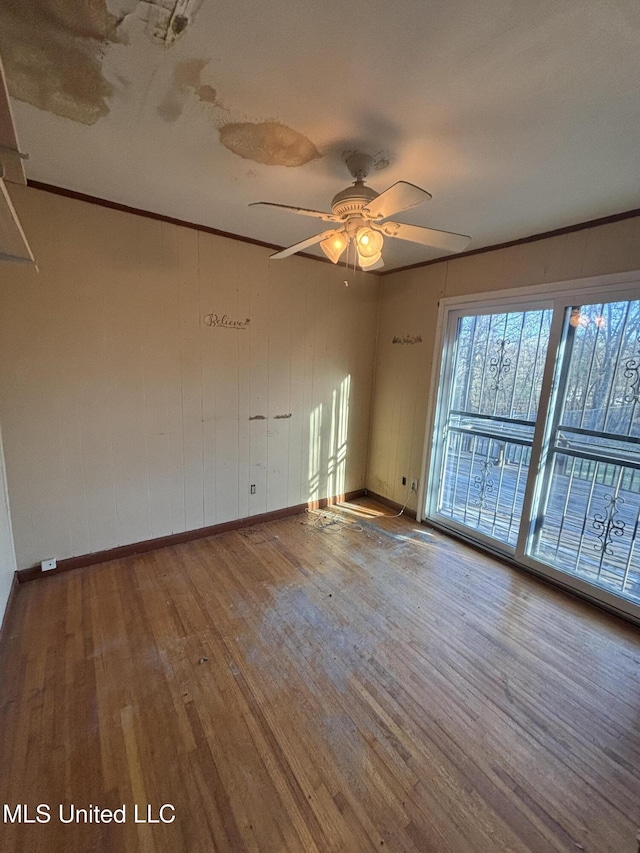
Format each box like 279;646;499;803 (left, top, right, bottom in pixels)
433;307;552;549
426;277;640;620
527;299;640;605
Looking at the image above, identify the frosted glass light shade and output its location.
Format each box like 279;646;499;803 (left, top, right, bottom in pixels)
356;227;384;259
320;230;348;263
358;251;382;269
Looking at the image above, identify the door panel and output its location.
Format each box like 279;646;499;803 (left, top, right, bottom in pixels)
528;299;640;604
433;308;552;550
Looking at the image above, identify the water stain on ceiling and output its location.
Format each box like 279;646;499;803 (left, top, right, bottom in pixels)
219;122;321;167
2;2;320;173
0;0;123;126
0;0;202;126
157;59;222;123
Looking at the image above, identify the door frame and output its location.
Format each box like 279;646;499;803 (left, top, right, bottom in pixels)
419;269;640;624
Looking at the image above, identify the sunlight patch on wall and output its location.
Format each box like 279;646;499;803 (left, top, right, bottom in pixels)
308;376;351;505
308;403;323;503
327;375;351;499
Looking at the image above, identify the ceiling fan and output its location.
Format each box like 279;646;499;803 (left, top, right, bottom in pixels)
250;153;470;270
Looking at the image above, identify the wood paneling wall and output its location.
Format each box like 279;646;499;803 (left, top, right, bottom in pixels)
0;185;379;570
367;215;640;509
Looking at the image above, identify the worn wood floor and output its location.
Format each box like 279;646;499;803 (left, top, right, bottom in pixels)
0;498;639;853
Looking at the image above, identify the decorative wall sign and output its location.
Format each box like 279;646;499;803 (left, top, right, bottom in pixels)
392;334;422;345
203;313;250;329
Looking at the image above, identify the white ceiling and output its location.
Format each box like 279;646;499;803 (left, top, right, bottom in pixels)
2;0;639;271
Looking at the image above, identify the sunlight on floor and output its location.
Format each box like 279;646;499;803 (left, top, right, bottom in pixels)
321;500;437;550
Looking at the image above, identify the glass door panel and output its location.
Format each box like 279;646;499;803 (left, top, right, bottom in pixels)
433;308;552;549
528;299;640;604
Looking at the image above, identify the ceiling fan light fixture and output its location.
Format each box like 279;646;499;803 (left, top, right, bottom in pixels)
356;226;384;259
251;155;469;269
358;250;382;269
319;230;348;263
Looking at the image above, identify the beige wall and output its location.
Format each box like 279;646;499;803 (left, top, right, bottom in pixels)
367;215;640;511
2;185;639;574
0;186;379;569
0;424;17;625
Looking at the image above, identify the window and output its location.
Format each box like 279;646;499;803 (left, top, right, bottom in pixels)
425;274;640;621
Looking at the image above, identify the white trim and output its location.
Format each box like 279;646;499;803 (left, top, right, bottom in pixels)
417;295;448;523
437;269;640;310
517;552;640;625
514;302;567;560
426;517;640;627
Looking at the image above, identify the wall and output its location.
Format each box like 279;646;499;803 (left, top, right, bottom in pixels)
0;424;17;626
367;215;640;511
0;185;380;569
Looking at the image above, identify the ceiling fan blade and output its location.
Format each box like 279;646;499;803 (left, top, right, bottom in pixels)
270;229;338;260
362;181;431;220
250;202;340;222
0;177;35;264
0;54;27;185
374;221;470;254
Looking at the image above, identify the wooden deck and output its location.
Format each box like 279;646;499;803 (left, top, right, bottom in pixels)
0;497;639;852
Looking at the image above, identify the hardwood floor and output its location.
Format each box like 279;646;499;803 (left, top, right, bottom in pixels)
1;498;639;852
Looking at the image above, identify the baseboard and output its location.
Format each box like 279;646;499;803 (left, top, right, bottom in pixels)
17;490;366;583
365;490;417;519
0;573;19;648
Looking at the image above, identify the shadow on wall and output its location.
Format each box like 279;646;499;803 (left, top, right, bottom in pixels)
308;375;351;504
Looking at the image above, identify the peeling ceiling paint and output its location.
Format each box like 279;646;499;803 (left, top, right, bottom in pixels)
0;0;204;127
4;0;639;270
149;0;203;46
118;0;204;47
219;121;321;167
0;0;123;125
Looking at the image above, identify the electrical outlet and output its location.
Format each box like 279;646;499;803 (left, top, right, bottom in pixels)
41;558;57;572
402;476;407;485
250;484;256;494
410;478;418;492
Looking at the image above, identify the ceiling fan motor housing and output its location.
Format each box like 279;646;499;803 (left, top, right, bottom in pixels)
331;180;379;220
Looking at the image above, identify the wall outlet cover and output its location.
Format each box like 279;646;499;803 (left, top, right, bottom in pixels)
41;558;57;572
